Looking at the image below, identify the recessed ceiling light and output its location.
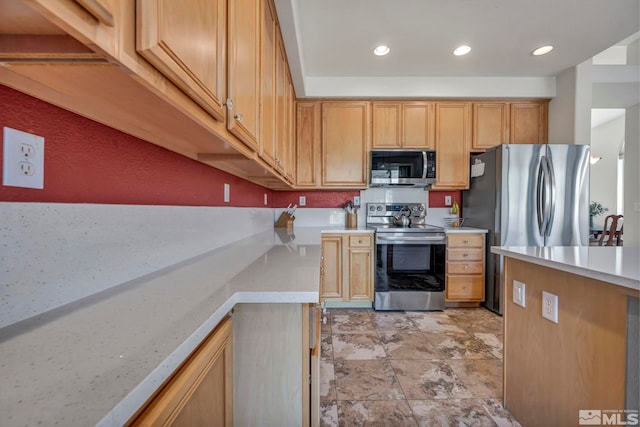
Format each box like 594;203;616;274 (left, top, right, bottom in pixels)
373;45;390;56
453;45;471;56
533;45;554;56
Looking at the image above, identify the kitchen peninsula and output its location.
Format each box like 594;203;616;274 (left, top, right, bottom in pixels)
0;228;324;427
492;246;640;426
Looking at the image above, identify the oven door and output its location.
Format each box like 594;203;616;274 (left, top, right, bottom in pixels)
374;233;446;293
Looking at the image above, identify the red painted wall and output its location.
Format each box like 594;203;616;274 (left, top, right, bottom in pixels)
1;85;464;210
428;190;462;208
273;190;360;208
0;84;273;207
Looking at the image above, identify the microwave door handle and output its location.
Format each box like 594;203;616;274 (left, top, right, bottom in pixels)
422;151;428;179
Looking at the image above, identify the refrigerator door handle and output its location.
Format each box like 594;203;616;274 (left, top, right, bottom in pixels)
536;159;547;235
544;156;556;236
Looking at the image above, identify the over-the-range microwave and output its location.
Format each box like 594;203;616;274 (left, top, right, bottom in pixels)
370;150;436;187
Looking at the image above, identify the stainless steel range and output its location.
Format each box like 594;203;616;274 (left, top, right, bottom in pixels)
366;203;446;311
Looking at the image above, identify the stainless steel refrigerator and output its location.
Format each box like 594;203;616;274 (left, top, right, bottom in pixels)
463;144;590;314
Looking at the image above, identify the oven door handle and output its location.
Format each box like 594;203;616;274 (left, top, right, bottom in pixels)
376;235;446;244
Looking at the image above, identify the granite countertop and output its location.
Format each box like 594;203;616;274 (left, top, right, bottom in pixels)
491;246;640;291
0;228;322;427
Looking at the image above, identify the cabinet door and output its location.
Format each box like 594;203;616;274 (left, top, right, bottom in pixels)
259;0;276;165
227;0;261;151
295;102;320;187
130;317;233;426
446;276;484;301
320;235;343;300
472;102;508;151
372;103;401;148
402;102;434;148
321;102;370;187
274;36;288;175
137;0;226;122
348;246;373;301
510;102;547;144
284;72;296;182
433;102;471;189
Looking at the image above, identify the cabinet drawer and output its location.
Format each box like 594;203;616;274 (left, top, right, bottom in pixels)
446;275;484;301
447;233;484;248
447;261;484;275
447;248;483;262
349;235;372;247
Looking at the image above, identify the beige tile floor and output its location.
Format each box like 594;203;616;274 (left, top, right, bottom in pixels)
319;307;522;427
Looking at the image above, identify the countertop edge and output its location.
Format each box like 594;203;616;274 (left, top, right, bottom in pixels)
443;227;488;234
491;246;640;291
98;288;319;427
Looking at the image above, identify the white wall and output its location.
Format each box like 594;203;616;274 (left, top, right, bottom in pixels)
548;60;592;145
590;115;625;226
624;104;639;246
549;66;577;144
0;203;274;328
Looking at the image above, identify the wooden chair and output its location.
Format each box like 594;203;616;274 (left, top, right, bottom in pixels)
598;214;624;246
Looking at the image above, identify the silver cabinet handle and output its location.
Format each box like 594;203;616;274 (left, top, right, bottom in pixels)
234;113;243;122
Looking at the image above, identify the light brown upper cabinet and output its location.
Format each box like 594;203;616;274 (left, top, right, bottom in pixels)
275;36;293;180
321;102;370;187
372;102;434;149
136;0;227;122
227;0;261;151
285;72;296;182
259;0;276;166
510;102;548;145
295;102;321;187
471;102;508;151
433;102;471;189
472;100;549;151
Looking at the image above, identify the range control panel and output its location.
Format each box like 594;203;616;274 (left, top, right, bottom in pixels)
366;203;426;218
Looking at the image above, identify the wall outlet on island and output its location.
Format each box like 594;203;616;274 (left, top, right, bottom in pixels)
542;291;558;323
513;280;526;307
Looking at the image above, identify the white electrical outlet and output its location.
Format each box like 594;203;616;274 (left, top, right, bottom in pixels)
3;127;44;189
354;196;361;207
542;291;558;323
264;193;268;205
445;195;452;206
513;280;526;308
223;183;230;203
299;195;306;206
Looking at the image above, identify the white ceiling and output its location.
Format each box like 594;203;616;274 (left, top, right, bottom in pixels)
275;0;639;98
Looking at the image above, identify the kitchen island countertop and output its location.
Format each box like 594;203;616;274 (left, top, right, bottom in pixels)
0;228;323;427
491;246;639;291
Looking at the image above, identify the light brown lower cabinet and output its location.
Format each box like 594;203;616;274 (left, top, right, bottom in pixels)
445;233;486;302
128;316;233;426
320;233;374;302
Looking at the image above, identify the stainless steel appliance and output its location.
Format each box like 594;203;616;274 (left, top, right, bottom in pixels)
463;144;590;314
367;203;446;311
370;150;436;187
